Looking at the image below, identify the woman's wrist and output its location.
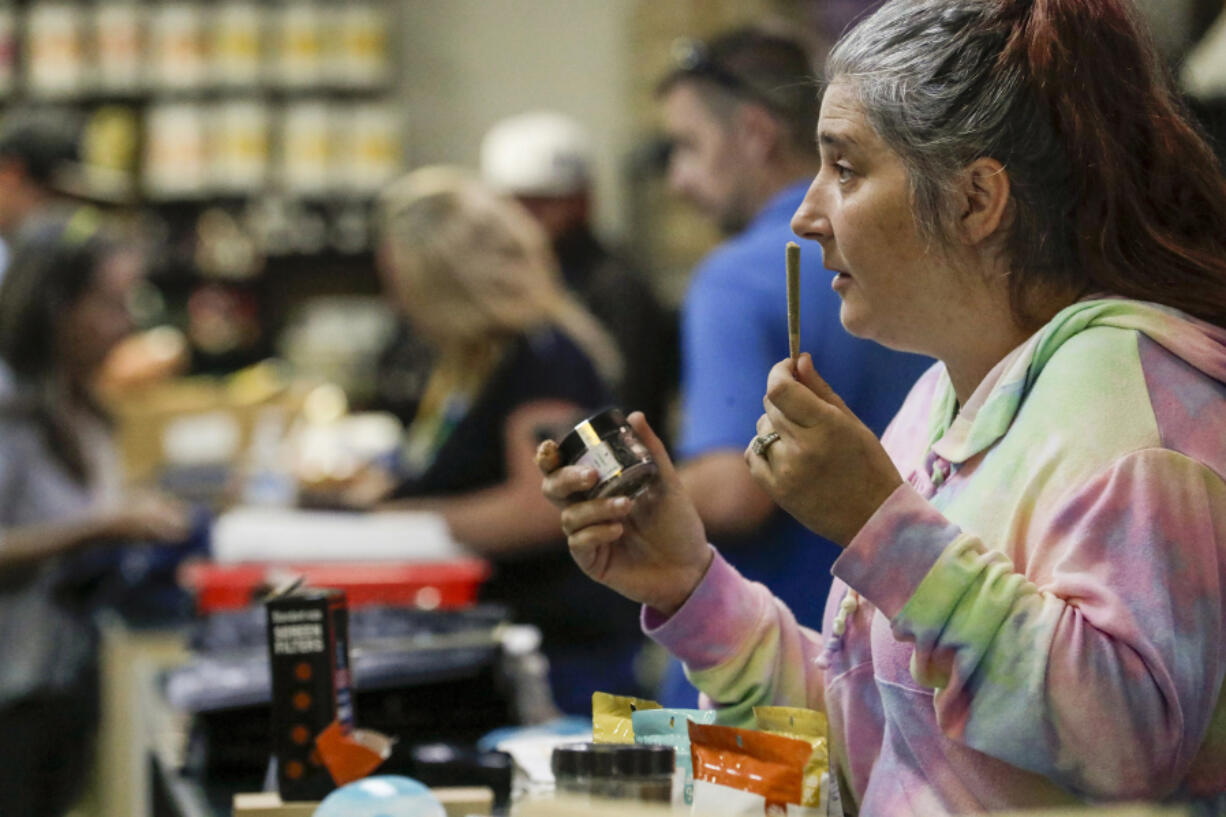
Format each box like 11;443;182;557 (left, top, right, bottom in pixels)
649;547;715;618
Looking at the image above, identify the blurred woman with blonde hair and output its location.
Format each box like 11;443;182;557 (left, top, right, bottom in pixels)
375;166;644;713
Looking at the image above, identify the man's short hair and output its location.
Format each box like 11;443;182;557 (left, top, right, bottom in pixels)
657;24;820;151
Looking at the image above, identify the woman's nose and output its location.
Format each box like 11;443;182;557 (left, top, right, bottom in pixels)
791;175;831;242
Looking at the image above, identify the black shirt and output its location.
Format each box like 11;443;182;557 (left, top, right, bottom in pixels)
391;326;642;646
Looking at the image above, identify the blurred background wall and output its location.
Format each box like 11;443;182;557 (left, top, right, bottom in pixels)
1;0;1223;370
399;0;636;241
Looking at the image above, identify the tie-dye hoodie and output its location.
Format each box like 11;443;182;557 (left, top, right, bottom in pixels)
644;298;1226;815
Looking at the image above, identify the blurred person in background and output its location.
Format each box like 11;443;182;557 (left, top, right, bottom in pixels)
653;23;932;704
0;111;190;395
0;111;87;280
370;166;647;714
481;110;677;437
0;208;193;817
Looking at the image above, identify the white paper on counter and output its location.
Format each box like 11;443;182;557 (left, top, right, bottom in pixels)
211;506;469;563
497;732;593;786
691;779;825;816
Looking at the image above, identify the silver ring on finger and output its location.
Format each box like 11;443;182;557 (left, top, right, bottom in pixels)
751;431;782;458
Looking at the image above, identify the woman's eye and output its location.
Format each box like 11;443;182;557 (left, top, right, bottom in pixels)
836;163;854;183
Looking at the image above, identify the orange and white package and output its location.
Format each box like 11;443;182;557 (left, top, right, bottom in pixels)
591;691;661;743
314;721;393;786
753;706;831;809
688;721;817;816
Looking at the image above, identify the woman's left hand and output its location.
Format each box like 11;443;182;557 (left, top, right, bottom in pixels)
745;353;903;547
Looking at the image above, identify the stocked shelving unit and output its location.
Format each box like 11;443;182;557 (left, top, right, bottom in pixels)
0;0;404;374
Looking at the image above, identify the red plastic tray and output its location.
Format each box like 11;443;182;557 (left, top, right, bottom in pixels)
179;558;491;613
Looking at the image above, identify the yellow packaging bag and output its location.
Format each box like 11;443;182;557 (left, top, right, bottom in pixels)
591;692;660;743
753;706;830;808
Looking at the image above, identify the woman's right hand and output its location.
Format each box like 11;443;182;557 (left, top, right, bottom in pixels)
538;411;711;616
103;491;193;544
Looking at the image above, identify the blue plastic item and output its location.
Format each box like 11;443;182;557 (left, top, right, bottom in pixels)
313;775;445;817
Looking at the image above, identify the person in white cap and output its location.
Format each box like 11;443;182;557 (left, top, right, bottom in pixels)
481;111;676;437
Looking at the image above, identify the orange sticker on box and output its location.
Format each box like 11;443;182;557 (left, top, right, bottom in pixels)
314;720;392;786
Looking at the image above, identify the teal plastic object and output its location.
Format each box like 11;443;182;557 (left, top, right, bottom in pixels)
631;708;718;805
312;775;445;817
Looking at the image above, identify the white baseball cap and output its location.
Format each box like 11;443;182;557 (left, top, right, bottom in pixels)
480;110;592;196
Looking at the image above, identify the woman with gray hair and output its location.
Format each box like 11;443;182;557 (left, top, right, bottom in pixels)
542;0;1226;811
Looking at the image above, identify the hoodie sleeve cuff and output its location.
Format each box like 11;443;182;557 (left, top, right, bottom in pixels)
832;483;963;619
642;546;769;671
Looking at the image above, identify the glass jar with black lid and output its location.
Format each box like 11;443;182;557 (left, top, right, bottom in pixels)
551;742;675;803
557;407;658;500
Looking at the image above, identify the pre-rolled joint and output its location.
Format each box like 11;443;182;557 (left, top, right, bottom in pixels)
786;241;801;363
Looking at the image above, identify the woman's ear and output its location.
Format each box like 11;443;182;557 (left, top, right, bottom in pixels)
959;157;1011;246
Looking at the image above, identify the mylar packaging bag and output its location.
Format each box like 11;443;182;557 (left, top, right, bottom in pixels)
632;707;717;806
591;691;660;743
753;706;834;811
688;721;818;816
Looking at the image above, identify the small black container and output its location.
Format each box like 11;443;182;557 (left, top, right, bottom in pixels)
409;743;513;814
557;408;658;499
551;742;674;803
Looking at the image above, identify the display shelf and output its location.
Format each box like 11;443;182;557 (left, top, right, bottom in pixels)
0;0;403;213
0;0;404;375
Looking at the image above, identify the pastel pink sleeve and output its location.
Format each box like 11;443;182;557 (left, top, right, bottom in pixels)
643;547;827;726
837;449;1226;799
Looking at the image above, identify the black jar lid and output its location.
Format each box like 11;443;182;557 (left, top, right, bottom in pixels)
558;406;627;464
611;744;674;777
551;742;675;779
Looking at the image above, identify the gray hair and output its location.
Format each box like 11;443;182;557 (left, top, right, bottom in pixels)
827;0;1078;316
830;0;1226;329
